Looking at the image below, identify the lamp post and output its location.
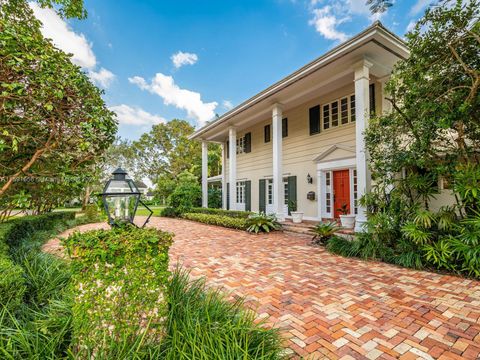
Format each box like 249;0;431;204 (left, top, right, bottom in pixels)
100;168;153;227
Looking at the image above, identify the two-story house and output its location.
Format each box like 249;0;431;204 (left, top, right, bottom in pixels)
190;22;409;232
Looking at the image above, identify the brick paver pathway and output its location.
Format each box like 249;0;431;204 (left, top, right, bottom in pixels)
46;217;480;359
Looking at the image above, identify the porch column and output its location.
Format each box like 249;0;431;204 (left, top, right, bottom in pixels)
228;127;237;210
221;142;227;210
354;59;372;232
201;141;208;208
272;104;285;221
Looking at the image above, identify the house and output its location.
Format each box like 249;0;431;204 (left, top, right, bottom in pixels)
190;22;410;232
134;181;149;196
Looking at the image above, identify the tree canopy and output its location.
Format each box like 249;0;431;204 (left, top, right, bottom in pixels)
0;0;117;216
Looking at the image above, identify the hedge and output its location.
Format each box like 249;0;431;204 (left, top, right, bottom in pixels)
182;213;247;230
0;212;75;314
190;207;253;219
64;226;174;356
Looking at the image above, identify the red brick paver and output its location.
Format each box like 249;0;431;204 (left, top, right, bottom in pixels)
46;218;480;359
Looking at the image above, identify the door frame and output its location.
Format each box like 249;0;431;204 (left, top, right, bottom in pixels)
317;157;356;219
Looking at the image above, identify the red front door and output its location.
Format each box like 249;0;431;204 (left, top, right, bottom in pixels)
333;170;350;218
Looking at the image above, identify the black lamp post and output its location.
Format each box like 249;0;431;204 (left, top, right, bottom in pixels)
100;168;153;227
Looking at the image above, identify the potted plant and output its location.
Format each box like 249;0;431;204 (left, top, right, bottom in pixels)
289;200;304;224
337;203;355;229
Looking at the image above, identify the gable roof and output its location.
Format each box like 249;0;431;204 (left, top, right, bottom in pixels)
313;145;356;162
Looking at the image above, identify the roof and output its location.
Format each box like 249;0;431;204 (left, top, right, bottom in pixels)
190;21;408;141
134;180;148;189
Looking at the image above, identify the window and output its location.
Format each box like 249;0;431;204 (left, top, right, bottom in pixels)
282;118;288;138
283;177;289;205
341;98;348;124
350;95;356;122
236;137;245;154
236;181;246;204
322;94;356;129
264;124;271;143
309;105;320;135
353;169;358;215
331;101;338;127
325;172;332;214
267;179;273;205
323;104;330;130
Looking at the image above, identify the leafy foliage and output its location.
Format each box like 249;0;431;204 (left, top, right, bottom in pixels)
64;226;173;357
182;213;247;230
311;221;341;245
161;268;284;359
167;170;202;214
208;187;222;209
246;213;281;234
190;207;253;219
0;0;117;216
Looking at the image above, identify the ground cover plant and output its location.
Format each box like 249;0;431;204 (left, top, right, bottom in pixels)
182;212;248;230
246;213;281;234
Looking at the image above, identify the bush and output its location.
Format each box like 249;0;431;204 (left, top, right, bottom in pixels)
207;188;222;209
246;213;281;234
190;207;253;219
182;213;247;230
64;225;173;356
160;206;179;218
167;171;202;214
84;203;100;222
0;256;26;314
311;221;341;245
161;268;284;359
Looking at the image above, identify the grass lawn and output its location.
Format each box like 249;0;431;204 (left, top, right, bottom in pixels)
136;205;165;216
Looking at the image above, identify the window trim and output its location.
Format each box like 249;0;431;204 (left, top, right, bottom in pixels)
322;93;356;131
264;124;271;143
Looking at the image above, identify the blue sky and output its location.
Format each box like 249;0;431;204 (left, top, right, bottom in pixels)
31;0;429;140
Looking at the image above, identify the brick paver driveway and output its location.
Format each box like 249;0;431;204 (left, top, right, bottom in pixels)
149;217;480;360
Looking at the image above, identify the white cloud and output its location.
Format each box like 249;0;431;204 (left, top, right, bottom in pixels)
88;68;115;88
129;73;217;126
223;100;234;110
171;51;198;69
109;104;166;126
30;2;116;88
410;0;431;16
309;6;349;42
30;2;96;69
405;20;417;33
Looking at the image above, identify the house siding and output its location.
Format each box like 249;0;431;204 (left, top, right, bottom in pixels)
225;82;379;218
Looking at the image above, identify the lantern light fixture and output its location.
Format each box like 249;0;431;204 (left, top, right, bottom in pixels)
307;173;313;184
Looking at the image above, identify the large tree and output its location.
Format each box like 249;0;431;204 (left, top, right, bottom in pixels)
0;0;117;215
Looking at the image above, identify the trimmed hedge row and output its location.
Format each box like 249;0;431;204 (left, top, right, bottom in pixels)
182;213;247;230
0;212;75;313
189;207;253;219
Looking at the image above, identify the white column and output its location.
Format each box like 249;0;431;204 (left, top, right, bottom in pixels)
228;127;237;211
354;59;372;232
272;104;284;221
201;141;208;208
221;142;227;210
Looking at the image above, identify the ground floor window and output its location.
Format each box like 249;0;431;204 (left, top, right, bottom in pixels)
266;179;273;205
283;177;289;205
236;181;246;204
325;171;332;215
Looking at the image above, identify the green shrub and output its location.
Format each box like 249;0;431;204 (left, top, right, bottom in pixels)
64;226;173;356
167;171;202;214
182;213;247;230
161;268;284;359
84;203;100;222
0;256;26;314
311;221;341;245
207;188;222;209
160;206;179;218
190;207;253;219
326;236;359;257
246;213;281;234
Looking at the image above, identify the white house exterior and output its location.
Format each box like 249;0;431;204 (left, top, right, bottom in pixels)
191;22;410;232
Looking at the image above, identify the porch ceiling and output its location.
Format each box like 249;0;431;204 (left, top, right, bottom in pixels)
191;21;408;143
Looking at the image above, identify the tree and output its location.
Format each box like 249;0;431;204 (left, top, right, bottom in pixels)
0;0;117;216
133;119;221;199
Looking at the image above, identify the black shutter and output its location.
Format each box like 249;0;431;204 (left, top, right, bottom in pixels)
287;176;297;215
282;118;288;138
264;124;271;143
309;105;320;135
244;132;251;153
259;179;266;213
245;180;251;211
226;183;230;210
369;83;376;116
226;141;229;158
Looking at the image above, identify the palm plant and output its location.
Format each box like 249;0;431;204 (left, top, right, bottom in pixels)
310;221;341;245
246;213;281;234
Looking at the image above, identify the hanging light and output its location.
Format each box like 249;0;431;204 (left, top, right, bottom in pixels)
100;168;152;227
